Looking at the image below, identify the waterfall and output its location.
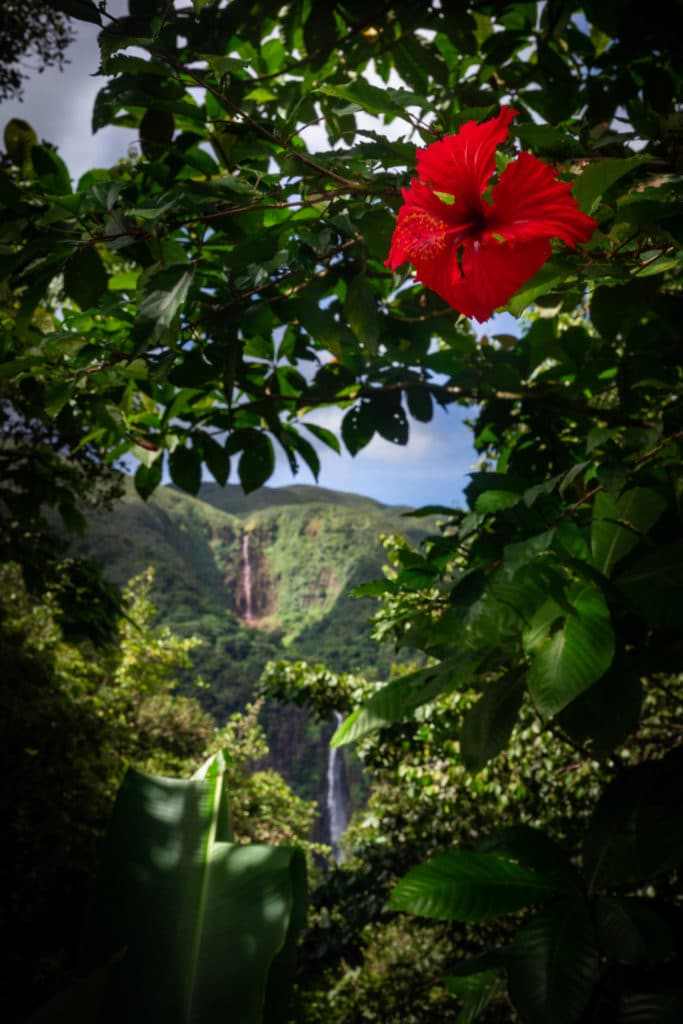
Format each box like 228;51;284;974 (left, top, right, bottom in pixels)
241;533;254;622
327;711;349;863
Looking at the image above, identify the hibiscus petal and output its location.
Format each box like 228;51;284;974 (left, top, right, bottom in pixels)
436;236;551;323
385;179;476;271
416;106;518;209
487;151;598;247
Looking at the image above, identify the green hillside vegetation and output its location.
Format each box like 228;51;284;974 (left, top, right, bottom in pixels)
69;477;435;800
76;476;434;681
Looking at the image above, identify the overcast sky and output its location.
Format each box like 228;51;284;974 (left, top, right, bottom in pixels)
1;5;519;509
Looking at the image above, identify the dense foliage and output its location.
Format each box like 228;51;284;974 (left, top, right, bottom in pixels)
1;0;682;1021
0;567;315;1021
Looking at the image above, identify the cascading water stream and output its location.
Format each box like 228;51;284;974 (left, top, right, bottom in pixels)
241;533;254;622
327;711;349;863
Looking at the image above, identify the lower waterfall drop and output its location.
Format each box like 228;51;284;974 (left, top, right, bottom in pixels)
327;711;349;863
241;533;254;622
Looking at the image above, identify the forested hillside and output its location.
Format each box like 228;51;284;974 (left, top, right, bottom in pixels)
74;477;433;702
67;477;433;801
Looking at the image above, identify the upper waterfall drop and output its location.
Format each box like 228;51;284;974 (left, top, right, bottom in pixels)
241;532;254;622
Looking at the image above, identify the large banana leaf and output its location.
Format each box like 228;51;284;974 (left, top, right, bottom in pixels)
30;752;306;1024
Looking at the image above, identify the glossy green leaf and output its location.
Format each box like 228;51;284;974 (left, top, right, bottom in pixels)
31;754;306;1022
303;422;341;454
332;653;480;746
371;393;409;445
444;971;506;1024
615;541;683;628
557;660;642;758
169;444;202;495
477;826;578;887
134;460;163;500
238;433;275;493
344;274;379;350
596;897;675;965
591;487;666;577
30;145;72;194
341;401;375;455
523;582;615;718
200;434;230;486
389;851;565;921
583;748;683;891
572;155;649;214
616;991;683;1023
405;385;433;423
140;107;175;160
64;247;108;311
507;900;600;1024
459;674;525;771
3;119;38;169
320;80;399;116
133;264;194;352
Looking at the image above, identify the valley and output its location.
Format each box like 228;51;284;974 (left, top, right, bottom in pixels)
73;478;438;816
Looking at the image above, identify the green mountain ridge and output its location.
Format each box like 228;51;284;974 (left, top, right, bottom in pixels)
71;478;438;805
76;478;437;713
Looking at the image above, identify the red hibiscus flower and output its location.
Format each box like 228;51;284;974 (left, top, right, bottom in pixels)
385;106;598;323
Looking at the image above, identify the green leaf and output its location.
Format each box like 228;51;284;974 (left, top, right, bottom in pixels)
44;383;72;418
557;660;642;758
523;582;615;718
459;674;525;772
320;81;400;117
582;748;683;891
371;393;409;445
615;541;683;628
571;155;649;213
406;386;433;423
596;897;675;965
478;826;578;885
591;487;666;577
64;247;108;310
51;0;102;26
388;851;565;921
332;653;481;746
169;444;202;495
134;460;162;500
139;107;175;160
3;118;38;169
133;264;194;352
341;401;375;455
344;274;379;350
508;262;568;316
30;145;72;194
38;758;307;1024
303;4;338;58
444;971;506;1024
303;422;341;454
507;900;600;1024
238;432;275;493
616;991;683;1024
200;433;230;486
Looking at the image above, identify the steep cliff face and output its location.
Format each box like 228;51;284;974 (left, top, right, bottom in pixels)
237;530;275;623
